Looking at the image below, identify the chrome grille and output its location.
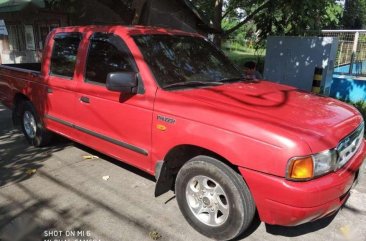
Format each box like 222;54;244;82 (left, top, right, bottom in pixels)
336;123;364;169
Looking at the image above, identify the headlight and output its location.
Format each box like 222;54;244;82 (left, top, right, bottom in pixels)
286;150;337;181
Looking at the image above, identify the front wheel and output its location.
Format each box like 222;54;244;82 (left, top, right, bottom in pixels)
175;156;256;240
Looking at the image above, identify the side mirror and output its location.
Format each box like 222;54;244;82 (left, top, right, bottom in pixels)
106;72;138;93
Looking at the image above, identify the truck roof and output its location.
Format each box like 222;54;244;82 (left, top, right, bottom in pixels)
52;25;202;37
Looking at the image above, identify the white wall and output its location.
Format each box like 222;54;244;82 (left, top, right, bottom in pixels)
263;36;338;94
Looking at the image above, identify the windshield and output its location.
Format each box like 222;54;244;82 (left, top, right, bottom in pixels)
133;35;243;89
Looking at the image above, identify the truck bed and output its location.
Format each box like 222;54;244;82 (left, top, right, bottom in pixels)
1;63;41;72
0;63;42;108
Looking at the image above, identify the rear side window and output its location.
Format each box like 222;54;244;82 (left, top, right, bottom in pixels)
50;32;82;78
85;33;134;85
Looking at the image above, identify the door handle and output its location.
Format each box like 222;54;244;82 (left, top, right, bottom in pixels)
47;88;53;93
80;96;90;103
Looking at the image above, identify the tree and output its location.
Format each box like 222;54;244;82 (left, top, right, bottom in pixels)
343;0;366;29
189;0;343;46
253;0;343;43
45;0;343;46
188;0;271;45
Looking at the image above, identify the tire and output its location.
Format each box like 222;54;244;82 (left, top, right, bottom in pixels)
175;155;255;240
20;101;52;147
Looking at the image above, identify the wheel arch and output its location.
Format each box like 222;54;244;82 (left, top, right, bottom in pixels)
12;92;30;126
154;144;240;197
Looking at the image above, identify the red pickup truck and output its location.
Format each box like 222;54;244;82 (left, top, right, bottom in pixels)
0;25;365;240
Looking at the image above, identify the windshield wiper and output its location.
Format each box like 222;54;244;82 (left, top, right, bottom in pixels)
219;77;246;83
163;81;224;89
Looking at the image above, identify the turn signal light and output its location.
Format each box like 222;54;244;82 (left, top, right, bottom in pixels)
288;157;314;180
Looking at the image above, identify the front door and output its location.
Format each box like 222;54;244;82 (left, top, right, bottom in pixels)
74;32;153;171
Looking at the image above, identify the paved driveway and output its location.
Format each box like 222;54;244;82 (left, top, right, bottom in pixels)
0;104;366;241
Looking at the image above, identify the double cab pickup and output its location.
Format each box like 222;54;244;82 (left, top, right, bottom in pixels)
0;25;365;240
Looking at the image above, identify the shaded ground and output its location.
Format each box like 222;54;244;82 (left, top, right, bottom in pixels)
0;103;365;241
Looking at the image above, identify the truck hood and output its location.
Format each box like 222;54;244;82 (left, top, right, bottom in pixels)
166;80;362;152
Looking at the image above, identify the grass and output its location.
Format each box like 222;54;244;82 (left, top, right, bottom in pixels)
222;45;266;71
349;101;366;123
350;101;366;137
338;100;366;136
224;50;262;67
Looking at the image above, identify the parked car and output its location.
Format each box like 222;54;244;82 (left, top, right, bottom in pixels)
0;25;365;240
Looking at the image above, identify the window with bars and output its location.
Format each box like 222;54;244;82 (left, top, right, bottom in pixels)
7;25;26;51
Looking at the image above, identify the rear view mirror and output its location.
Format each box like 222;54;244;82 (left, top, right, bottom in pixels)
106;72;138;93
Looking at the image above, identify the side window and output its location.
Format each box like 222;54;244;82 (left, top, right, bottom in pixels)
50;33;82;78
85;33;133;85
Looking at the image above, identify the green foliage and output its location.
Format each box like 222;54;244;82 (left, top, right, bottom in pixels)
251;0;344;43
343;0;366;29
325;2;343;27
349;101;366;120
190;0;344;46
348;101;366;136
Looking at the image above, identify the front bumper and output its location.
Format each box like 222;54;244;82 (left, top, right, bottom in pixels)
239;140;366;226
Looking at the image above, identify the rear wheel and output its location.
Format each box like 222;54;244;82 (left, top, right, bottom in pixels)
175;155;255;240
20;101;52;147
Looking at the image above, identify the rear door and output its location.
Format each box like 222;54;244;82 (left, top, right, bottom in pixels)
74;32;153;171
43;32;82;138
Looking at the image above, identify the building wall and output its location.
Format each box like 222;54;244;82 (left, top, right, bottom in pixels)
69;0;207;33
0;0;209;64
0;5;68;64
139;0;203;34
72;0;126;25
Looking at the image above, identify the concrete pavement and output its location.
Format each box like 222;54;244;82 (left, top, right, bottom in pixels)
0;103;366;241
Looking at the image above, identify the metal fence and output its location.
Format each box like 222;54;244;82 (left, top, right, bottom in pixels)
321;30;366;76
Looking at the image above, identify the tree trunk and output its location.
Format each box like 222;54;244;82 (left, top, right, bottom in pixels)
212;0;223;47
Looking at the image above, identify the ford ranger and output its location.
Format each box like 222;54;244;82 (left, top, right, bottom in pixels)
0;25;365;240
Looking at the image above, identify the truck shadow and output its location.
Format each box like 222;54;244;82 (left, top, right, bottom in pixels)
233;212;261;240
0;105;71;187
265;212;337;237
0;104;180;241
0;146;183;241
71;141;156;182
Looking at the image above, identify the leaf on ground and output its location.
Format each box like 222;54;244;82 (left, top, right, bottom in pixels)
82;155;99;160
102;175;110;181
149;231;162;240
25;169;37;175
340;225;350;237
